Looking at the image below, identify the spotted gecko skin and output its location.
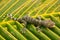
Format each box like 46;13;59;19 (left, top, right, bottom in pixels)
17;15;42;27
7;14;55;28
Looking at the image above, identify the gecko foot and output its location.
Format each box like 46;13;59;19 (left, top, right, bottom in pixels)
36;27;41;32
21;27;26;33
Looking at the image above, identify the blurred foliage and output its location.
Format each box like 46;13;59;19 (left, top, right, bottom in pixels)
0;0;60;40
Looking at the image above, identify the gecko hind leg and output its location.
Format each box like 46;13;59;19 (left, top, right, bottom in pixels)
21;20;27;33
36;16;41;20
36;26;41;32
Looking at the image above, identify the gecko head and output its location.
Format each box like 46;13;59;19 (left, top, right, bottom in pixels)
42;20;55;28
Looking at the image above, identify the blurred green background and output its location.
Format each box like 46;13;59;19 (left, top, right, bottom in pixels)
0;0;60;40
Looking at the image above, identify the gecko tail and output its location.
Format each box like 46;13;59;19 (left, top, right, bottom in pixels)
7;14;17;21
